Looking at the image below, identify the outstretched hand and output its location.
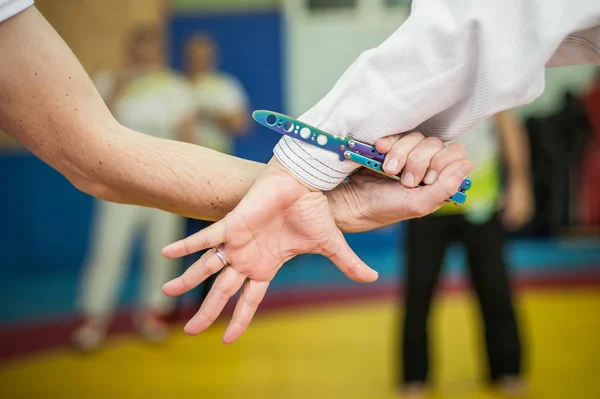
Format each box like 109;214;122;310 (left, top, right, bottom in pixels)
162;159;377;344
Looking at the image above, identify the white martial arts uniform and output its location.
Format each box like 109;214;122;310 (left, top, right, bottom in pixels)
77;70;194;318
0;0;31;21
273;0;600;190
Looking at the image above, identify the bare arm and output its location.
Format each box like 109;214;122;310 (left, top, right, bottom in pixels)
494;111;534;230
0;6;263;221
495;111;531;184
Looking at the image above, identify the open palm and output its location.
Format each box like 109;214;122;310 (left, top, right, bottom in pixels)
162;160;377;343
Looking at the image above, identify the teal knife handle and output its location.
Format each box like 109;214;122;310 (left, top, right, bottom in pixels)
252;110;349;161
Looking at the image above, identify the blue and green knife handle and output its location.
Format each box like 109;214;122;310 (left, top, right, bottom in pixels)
252;110;471;205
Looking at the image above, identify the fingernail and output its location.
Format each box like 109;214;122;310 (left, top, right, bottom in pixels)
162;243;176;256
184;323;197;336
385;158;399;173
364;268;379;282
402;172;415;187
424;170;437;185
162;280;176;293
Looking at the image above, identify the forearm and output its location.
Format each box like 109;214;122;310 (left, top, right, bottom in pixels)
0;6;263;221
496;111;531;184
275;0;600;190
95;127;264;220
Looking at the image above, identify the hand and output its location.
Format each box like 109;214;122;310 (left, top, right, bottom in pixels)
329;132;472;231
502;177;534;231
161;158;378;344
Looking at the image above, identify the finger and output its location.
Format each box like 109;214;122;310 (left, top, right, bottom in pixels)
409;159;474;217
375;134;402;153
162;250;225;296
184;266;246;335
381;132;425;175
222;279;270;344
401;136;445;188
423;142;467;185
162;221;226;259
322;229;378;283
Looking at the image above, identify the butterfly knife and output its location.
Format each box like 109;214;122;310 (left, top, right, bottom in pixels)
252;110;471;205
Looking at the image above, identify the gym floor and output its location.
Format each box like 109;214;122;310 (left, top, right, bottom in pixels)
1;287;598;399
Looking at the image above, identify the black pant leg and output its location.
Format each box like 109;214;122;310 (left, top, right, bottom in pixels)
460;214;522;381
401;216;455;385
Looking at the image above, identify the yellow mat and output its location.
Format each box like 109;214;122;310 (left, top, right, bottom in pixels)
1;288;599;399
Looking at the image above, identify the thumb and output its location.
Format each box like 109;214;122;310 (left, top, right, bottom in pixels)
321;229;378;283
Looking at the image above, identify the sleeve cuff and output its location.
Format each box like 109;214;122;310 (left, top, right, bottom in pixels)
0;0;34;23
273;135;359;191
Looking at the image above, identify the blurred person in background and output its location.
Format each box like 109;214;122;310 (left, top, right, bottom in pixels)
399;111;534;398
180;34;249;304
71;25;195;351
581;69;600;227
183;34;249;155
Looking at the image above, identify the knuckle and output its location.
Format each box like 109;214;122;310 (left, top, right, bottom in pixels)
447;141;467;157
409;200;433;218
423;136;443;148
229;320;245;333
407;131;425;140
429;155;446;172
181;239;192;256
179;275;196;292
212;284;230;301
197;310;215;324
243;295;261;309
405;151;428;169
344;262;359;277
389;139;405;153
378;136;397;152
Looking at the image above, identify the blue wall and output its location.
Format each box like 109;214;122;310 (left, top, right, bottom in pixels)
168;10;285;163
0;154;93;276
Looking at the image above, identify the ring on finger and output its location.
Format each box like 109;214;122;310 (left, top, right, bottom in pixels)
212;246;229;267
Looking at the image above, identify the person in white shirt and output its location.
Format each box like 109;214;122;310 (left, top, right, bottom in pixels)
183;34;249;154
1;0;597;344
72;25;195;350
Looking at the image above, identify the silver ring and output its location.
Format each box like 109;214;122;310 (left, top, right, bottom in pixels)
212;246;229;267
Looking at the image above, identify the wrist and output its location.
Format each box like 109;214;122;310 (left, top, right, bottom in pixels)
507;174;531;193
267;157;322;193
327;183;380;233
325;189;351;231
